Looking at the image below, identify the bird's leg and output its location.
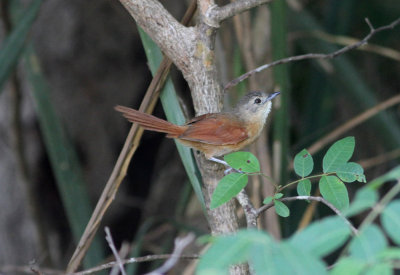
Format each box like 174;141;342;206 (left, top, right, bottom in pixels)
208;157;229;166
208;157;242;175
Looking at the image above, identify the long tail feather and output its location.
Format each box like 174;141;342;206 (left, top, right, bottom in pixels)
115;105;184;137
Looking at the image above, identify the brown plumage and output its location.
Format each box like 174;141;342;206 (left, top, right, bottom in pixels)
115;91;280;159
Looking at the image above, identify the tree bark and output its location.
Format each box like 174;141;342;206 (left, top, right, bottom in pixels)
119;0;273;273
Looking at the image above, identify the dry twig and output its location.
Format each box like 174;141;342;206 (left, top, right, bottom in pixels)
144;233;195;275
105;227;127;275
224;17;400;90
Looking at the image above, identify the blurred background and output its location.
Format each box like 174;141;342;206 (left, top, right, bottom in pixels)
0;0;399;273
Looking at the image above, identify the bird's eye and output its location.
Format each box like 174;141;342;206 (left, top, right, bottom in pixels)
254;98;262;104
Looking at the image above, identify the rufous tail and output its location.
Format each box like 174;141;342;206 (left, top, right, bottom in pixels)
115;105;184;137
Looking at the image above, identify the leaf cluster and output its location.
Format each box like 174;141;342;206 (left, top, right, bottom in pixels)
201;137;400;274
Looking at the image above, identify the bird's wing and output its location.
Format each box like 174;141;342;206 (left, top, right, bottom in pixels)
179;113;248;145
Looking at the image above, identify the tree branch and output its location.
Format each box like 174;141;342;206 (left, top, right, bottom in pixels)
236;190;258;228
224;17;400;90
257;196;358;235
105;227;127;275
72;253;198;275
208;0;273;25
119;0;195;74
144;233;195;275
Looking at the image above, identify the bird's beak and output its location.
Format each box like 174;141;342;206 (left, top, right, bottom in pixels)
264;91;280;103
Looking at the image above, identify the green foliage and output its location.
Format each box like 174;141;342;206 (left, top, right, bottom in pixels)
381;200;400;245
196;230;266;274
224;151;260;173
289;217;351;258
0;0;42;93
210;152;261;209
294;149;314;177
274;200;290;217
336;162;365;183
297;179;312;196
319;176;349;211
329;258;366;275
263;193;289;217
349;225;388;261
197;229;327;275
323;136;355;173
210;173;248;209
202;137;400;274
212;137;366;215
367;166;400;189
343;187;378;217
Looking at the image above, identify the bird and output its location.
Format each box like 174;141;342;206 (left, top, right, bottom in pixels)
115;91;280;166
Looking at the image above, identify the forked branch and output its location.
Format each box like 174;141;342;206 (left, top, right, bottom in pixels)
224;17;400;90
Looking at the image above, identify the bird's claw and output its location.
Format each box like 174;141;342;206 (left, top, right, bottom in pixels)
208;157;243;174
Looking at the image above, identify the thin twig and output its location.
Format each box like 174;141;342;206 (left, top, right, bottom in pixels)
72;254;199;275
66;2;197;272
236;190;258;228
209;0;273;24
307;94;400;156
144;233;196;275
359;180;400;231
312;30;400;61
105;227;127;275
0;265;63;275
256;196;358;235
359;148;400;170
0;254;200;275
224;17;400;90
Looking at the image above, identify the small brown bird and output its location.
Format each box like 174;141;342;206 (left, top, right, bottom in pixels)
115;91;280;165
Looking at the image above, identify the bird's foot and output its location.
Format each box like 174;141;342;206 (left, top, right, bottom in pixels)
208;157;243;175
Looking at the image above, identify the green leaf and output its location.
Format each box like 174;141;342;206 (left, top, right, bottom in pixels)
365;263;392;275
25;45;104;268
381;200;400;245
289;217;351;258
343;187;378;217
378;248;400;261
197;230;272;274
0;0;42;93
197;235;250;274
297;179;312;197
336;162;365;183
294;149;314;177
319;176;349;211
210;173;248;209
274;200;290;217
274;193;284;199
323;137;355;173
349;225;387;262
224;152;260;173
263;196;274;204
367;166;400;189
198;229;327;275
329;258;366;275
251;242;327;275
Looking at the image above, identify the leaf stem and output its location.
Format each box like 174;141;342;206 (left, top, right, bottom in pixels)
278;172;335;192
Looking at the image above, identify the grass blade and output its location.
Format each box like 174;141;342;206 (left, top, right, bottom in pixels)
0;0;41;93
138;28;205;209
271;0;290;185
24;45;104;269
